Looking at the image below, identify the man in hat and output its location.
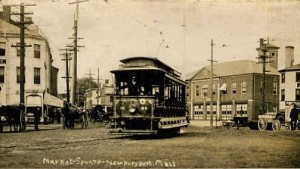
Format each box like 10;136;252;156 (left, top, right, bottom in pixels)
290;104;299;131
34;107;42;130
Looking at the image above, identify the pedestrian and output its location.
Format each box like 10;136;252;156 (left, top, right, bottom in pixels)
56;108;61;124
34;107;41;130
68;104;75;129
61;102;70;128
290;104;299;131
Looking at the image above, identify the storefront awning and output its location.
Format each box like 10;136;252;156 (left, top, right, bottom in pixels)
44;92;64;108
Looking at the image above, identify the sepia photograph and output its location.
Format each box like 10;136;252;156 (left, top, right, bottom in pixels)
0;0;300;168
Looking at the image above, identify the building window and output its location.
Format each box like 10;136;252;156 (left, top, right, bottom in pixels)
273;80;277;95
202;84;208;97
241;82;246;94
194;105;203;120
0;42;5;56
281;73;285;83
281;89;285;101
16;67;25;83
195;85;199;96
212;84;215;95
296;72;300;82
296;89;300;101
186;86;189;96
0;66;4;83
221;105;232;120
207;105;217;120
34;67;41;84
34;44;41;58
232;83;237;94
236;104;247;116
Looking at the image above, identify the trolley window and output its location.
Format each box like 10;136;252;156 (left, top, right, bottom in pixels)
115;70;163;97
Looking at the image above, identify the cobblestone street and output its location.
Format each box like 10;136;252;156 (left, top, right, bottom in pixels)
1;122;300;168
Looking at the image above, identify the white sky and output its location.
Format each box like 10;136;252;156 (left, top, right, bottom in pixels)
2;0;300;93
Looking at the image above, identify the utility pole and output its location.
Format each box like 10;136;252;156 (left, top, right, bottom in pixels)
69;0;88;106
257;38;271;115
208;39;217;128
11;3;36;105
60;48;72;103
97;67;100;105
85;67;95;79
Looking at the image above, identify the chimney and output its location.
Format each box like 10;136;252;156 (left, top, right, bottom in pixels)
0;5;11;23
285;46;294;68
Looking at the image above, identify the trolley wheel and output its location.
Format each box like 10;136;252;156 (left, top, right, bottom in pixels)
258;119;267;131
272;120;281;131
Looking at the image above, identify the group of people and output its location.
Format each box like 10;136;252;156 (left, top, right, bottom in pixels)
61;102;75;129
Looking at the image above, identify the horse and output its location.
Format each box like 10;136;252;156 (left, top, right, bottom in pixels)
0;105;26;132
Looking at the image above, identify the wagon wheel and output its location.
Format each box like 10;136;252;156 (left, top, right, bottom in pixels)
258;119;267;131
283;121;291;130
272;120;281;131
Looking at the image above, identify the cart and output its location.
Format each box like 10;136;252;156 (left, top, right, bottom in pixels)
222;115;248;129
257;112;285;131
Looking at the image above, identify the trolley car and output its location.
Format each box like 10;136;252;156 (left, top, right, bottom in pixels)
109;57;189;135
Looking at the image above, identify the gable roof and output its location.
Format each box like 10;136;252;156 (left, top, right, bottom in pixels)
185;59;279;81
0;19;46;38
279;63;300;72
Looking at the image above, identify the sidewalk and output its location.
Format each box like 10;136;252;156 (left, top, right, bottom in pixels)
1;123;62;133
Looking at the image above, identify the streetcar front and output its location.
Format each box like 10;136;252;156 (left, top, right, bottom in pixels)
109;69;163;135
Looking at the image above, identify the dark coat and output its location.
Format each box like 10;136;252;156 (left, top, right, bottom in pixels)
290;107;299;121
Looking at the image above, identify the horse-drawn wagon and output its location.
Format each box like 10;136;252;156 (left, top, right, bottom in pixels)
0;105;26;132
61;104;88;129
88;105;111;127
257;112;287;131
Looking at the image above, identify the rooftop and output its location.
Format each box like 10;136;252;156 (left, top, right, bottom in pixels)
186;59;280;81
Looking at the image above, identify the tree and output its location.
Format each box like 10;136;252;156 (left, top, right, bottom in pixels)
77;77;98;106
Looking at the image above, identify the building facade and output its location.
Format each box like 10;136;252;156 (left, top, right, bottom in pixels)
0;6;60;110
186;60;280;121
85;80;114;114
279;46;300;120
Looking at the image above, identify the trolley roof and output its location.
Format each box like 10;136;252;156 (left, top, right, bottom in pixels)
112;56;182;77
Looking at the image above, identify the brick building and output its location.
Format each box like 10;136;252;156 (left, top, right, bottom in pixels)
185;60;280;121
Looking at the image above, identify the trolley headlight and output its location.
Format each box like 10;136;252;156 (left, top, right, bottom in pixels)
120;106;125;110
139;99;146;105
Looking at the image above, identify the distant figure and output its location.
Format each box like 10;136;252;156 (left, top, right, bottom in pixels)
61;102;70;128
68;104;75;129
290;104;299;131
56;108;61;124
34;107;42;130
